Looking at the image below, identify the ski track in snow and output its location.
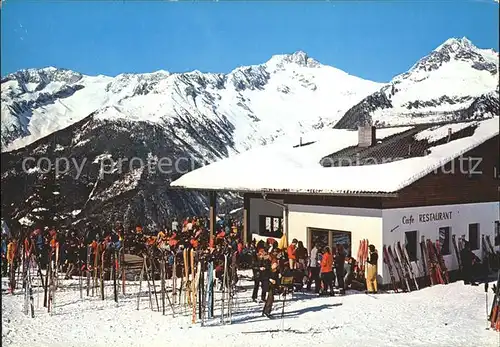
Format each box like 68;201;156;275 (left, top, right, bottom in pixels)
1;272;498;347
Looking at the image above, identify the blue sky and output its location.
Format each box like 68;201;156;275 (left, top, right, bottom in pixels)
1;0;498;82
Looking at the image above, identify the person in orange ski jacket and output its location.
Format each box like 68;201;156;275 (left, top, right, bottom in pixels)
6;238;18;291
320;247;334;296
49;238;58;250
6;239;17;265
287;239;298;270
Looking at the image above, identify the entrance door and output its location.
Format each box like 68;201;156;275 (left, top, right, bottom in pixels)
308;227;352;256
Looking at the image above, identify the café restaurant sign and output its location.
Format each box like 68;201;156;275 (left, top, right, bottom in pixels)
402;211;452;225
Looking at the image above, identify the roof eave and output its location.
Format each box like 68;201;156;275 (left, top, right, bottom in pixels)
169;185;399;198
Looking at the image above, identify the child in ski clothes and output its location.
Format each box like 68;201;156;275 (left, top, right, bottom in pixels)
307;243;321;293
320;247;334;296
287;239;298;270
262;261;280;318
366;245;378;293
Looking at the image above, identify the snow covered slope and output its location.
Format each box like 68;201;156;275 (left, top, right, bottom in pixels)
1;51;381;152
2;274;498;347
335;37;499;129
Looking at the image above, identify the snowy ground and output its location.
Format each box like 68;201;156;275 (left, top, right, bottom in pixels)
2;271;499;347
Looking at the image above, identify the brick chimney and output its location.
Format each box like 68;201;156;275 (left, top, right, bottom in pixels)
358;125;376;147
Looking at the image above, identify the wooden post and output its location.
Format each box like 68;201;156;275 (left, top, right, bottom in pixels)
209;191;216;243
243;194;250;244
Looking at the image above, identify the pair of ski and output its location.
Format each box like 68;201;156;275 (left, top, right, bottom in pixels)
182;248;192;308
357;239;369;276
22;250;36;318
221;251;239;324
137;253;155;310
21;239;44;318
44;242;59;315
206;260;215;319
482;235;499;271
159;250;175;317
181;248;203;323
86;242;105;299
421;238;449;286
191;250;202;324
137;250;174;315
383;242;418;292
220;253;233;325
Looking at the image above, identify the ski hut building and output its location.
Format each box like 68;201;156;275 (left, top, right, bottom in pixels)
171;117;500;285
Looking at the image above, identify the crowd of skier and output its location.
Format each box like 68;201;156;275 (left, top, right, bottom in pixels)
1;216;499;325
0;215;376;320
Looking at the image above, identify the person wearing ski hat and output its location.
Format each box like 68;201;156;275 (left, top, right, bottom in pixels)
366;244;379;294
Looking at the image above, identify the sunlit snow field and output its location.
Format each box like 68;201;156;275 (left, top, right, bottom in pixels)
2;271;498;347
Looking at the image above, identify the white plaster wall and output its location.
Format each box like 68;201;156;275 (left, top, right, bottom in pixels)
382;201;500;284
287;204;383;281
249;198;284;240
248;199;499;286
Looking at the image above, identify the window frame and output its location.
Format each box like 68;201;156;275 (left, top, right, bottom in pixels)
307;227;352;256
468;223;480;250
438;226;451;255
404;230;418;262
258;215;283;238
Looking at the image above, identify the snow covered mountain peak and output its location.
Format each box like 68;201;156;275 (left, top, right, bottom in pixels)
2;67;84;87
2;38;499;229
265;50;321;71
1;51;382;152
335;37;499;129
407;36;498;76
435;37;474;52
2;38;498;152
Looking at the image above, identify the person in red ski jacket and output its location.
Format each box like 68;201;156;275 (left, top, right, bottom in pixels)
287;239;298;269
320;247;334;296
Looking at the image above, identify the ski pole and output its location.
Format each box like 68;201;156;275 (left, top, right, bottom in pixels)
281;290;286;332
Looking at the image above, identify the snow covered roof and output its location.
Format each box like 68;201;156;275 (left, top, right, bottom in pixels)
170;117;499;196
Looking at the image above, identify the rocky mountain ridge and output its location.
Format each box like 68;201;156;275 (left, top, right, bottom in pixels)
1;37;498;231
